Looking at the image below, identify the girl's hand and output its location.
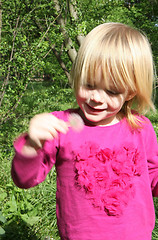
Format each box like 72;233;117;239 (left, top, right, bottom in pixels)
22;113;69;156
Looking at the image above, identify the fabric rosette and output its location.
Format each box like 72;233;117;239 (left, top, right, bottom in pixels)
74;142;142;216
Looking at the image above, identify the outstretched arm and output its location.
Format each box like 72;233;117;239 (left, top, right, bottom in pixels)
11;113;69;188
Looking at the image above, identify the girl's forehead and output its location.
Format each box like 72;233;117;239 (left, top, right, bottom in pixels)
87;66;104;84
85;65;125;91
86;65;105;82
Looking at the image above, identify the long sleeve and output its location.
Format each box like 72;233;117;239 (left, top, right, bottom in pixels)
11;134;58;189
145;119;158;197
148;145;158;197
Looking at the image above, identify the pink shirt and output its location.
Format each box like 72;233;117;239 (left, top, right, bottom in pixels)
11;109;158;240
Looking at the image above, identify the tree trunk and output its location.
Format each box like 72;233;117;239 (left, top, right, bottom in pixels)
53;0;77;62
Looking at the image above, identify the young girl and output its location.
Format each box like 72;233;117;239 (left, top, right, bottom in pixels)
12;22;158;240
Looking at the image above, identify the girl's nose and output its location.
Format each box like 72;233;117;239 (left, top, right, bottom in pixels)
90;89;105;103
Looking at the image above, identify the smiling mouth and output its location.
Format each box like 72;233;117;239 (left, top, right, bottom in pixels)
85;103;106;112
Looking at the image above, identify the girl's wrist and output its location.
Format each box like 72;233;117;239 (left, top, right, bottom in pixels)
21;137;39;156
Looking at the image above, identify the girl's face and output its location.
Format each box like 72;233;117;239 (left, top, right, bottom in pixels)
76;70;130;126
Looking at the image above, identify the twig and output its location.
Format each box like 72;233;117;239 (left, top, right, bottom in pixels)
36;13;60;49
35;17;70;81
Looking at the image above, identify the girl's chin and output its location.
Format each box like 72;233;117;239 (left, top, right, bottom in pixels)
82;111;118;126
83;113;107;125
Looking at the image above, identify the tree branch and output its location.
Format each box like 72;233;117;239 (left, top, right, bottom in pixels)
53;0;77;62
35;17;71;81
67;0;85;46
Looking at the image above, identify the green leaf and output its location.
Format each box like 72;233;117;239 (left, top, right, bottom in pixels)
21;214;40;226
0;192;7;202
0;213;6;224
0;226;5;236
8;195;17;213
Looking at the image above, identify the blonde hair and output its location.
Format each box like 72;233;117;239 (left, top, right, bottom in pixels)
71;22;155;128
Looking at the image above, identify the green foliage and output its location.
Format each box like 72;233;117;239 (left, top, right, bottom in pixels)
0;179;58;240
0;0;70;124
1;184;40;225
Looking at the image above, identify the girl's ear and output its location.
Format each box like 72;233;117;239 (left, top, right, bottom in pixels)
126;92;136;101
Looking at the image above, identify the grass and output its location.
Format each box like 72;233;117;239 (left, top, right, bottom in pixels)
0;81;158;239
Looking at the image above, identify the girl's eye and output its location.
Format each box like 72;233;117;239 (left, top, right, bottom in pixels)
106;90;120;95
86;84;95;89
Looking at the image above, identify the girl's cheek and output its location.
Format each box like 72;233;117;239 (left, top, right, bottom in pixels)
109;97;121;109
78;88;89;99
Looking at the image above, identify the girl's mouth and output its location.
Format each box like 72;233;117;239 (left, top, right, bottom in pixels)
85;103;106;113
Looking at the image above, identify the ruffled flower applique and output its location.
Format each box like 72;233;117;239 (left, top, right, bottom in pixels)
74;142;142;216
